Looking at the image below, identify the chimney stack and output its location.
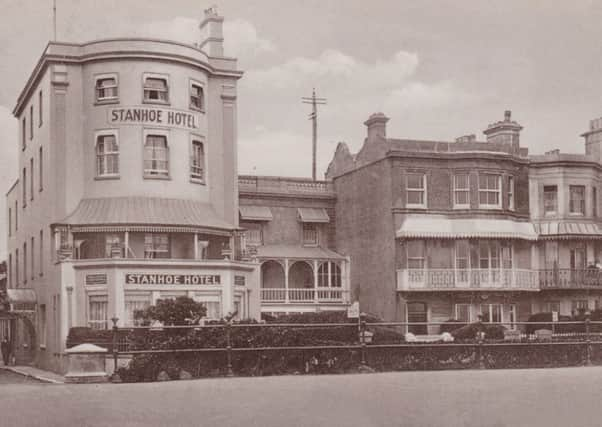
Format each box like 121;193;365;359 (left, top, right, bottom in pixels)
483;109;523;153
199;7;224;57
364;112;389;141
582;116;602;163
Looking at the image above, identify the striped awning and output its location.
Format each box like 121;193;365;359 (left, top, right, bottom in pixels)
6;289;37;312
297;207;330;223
239;205;273;221
55;197;236;232
534;222;602;239
396;216;537;240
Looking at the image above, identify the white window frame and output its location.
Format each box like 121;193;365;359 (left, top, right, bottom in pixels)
508;176;515;211
479;303;503;323
190;136;206;183
406;240;426;269
302;223;319;246
192;294;222;320
88;294;108;330
189;80;205;111
454;303;472;323
569;185;586;215
243;224;263;246
142;73;169;104
478;173;502;209
95;129;120;178
124;293;152;327
406;172;427;208
39;304;47;348
543;185;557;216
143;129;170;178
453;173;470;209
94;73;119;103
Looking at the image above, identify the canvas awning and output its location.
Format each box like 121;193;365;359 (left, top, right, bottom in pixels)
239;205;273;221
6;289;37;312
55;197;236;233
534;221;602;239
396;216;538;240
297;208;330;223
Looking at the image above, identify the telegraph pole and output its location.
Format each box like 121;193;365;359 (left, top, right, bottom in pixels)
302;89;327;181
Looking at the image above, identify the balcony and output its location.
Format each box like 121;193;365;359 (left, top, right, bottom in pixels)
261;288;349;304
539;269;602;289
397;268;539;291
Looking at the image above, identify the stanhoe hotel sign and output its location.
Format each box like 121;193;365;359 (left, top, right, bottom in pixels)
108;106;201;130
126;274;221;285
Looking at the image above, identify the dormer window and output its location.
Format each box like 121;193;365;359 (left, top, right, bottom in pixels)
95;74;118;102
143;75;169;103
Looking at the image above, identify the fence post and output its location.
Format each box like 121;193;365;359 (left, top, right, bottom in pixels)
110;317;121;383
359;313;368;371
478;331;485;370
226;322;234;377
585;314;592;366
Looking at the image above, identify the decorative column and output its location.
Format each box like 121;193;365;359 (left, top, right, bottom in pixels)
193;233;199;260
284;259;289;303
66;286;73;330
313;260;319;303
124;231;129;259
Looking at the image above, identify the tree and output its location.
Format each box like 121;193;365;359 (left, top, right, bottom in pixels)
134;296;207;326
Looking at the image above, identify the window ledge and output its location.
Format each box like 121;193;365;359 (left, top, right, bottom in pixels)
143;100;170;106
569;212;585;217
406;204;427;209
94;99;120;106
39;345;46;350
94;175;121;181
190;105;205;114
478;205;502;210
190;177;206;185
144;175;171;181
453;205;470;210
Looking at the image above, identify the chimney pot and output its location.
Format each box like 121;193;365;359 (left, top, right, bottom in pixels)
504;110;512;121
364;112;389;141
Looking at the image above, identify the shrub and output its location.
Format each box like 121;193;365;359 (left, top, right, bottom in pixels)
134;296;207;326
450;322;506;341
525;312;575;335
440;319;468;334
66;327;113;349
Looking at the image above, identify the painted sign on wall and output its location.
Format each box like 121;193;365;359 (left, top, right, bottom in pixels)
108;106;201;130
125;274;220;285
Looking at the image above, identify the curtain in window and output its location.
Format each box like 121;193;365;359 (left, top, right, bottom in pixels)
88;296;108;330
96;135;119;175
190;141;204;179
144;135;168;176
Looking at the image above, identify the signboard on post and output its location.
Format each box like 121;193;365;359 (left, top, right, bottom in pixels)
347;301;360;319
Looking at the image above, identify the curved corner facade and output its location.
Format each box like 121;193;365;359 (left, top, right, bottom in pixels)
5;25;259;373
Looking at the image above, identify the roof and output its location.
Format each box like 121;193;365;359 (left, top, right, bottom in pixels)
534;222;602;239
297;207;330;223
397;216;538;240
239;205;273;221
256;244;346;260
56;197;235;231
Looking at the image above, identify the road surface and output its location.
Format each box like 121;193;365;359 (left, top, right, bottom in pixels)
0;367;601;427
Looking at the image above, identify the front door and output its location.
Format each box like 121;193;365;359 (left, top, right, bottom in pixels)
570;244;586;285
407;302;428;334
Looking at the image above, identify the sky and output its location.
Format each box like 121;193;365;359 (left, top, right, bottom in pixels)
1;0;602;259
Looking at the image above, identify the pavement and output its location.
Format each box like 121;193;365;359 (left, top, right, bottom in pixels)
0;365;64;384
1;366;602;426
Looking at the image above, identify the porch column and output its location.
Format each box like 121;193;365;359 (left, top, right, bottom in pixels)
313;260;319;303
284;259;289;303
194;233;199;260
66;286;73;330
124;231;129;259
327;261;332;287
345;256;351;303
531;242;539;290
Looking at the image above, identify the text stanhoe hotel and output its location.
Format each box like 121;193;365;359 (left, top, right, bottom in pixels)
4;9;602;373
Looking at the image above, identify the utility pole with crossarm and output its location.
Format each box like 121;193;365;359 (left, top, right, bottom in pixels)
302;89;327;181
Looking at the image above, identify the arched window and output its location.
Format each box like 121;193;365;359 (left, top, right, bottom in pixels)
144;135;169;177
96;133;119;176
318;262;341;287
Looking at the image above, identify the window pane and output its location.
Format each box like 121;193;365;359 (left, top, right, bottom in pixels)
407;174;424;189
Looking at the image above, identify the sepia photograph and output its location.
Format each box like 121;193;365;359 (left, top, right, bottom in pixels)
1;1;602;426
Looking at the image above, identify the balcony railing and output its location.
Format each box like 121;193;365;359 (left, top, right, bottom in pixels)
397;268;539;291
261;288;349;303
539;269;602;289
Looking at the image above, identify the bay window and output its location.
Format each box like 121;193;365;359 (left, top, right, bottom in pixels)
569;185;585;215
95;75;118;102
478;174;501;208
453;173;470;208
144;134;169;177
190;139;205;182
96;132;119;177
143;75;169;103
543;185;557;216
406;173;426;207
407;240;425;269
88;295;108;330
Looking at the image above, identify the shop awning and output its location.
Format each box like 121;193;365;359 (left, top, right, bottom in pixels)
297;208;330;223
534;221;602;239
239;205;273;221
55;197;236;232
256;244;346;260
396;216;538;240
6;289;37;312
